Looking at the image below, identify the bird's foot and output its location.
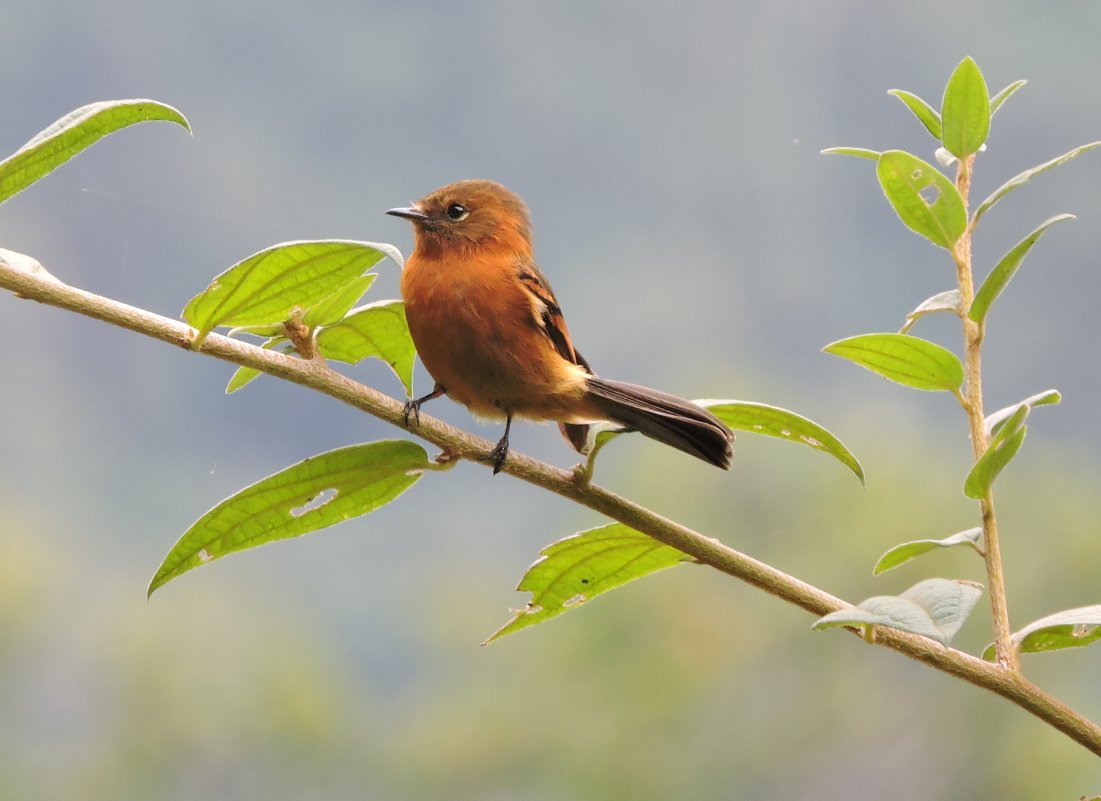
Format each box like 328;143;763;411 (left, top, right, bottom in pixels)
402;399;422;427
403;385;446;427
489;439;509;474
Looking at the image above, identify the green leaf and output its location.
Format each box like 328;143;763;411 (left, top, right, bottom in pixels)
813;578;983;646
887;89;942;139
824;333;964;392
969;214;1075;325
985;389;1061;436
940;56;990;158
700;400;864;484
973;142;1101;224
873;527;984;575
900;289;961;333
485;523;690;643
316;300;415;395
983;605;1101;660
148;440;428;595
588;422;628;452
876;151;967;249
577;421;631;479
989;79;1027;116
964;405;1029;499
225;337;292;394
821;147;881;160
302;274;378;328
0;99;191;205
183;240;402;345
226;365;263;394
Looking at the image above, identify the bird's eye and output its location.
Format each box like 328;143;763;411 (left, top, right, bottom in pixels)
445;203;468;220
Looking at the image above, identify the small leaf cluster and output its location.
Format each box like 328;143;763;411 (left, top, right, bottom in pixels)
817;58;1100;659
814;578;983;646
183;240;413;395
146;257;426;588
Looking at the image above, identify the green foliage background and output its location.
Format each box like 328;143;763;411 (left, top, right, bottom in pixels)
2;2;1100;798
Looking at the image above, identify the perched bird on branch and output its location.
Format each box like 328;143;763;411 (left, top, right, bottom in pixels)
388;179;733;474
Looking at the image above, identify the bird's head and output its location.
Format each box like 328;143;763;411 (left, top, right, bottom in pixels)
387;179;533;257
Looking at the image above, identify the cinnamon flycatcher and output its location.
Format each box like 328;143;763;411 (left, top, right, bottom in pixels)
388;180;733;474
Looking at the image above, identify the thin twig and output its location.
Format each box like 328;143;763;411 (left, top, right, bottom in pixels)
953;154;1019;672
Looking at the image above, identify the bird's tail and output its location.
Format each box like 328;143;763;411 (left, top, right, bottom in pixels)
582;377;733;469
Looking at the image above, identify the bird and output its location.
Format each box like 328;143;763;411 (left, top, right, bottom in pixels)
387;179;733;474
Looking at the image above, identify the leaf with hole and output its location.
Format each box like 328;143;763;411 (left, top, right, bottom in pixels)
982;605;1101;660
985;389;1060;436
876;151;967;248
302;274;378;327
813;578;983;645
969;215;1075;325
821;147;881;161
941;57;990;159
485;523;690;643
148;440;428;595
887;89;942;139
964;405;1029;499
973;142;1101;224
900;289;961;333
183;240;401;345
316;300;415;395
0;99;191;205
873;527;984;575
824;333;963;392
700;400;863;484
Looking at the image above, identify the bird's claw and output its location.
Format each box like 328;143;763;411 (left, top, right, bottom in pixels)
489;440;509;474
402;399;421;428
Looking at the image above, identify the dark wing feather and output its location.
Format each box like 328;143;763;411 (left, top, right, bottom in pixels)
517;258;591;373
517;257;593;453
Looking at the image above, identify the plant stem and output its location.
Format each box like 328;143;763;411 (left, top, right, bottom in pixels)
953;154;1019;672
2;254;1096;752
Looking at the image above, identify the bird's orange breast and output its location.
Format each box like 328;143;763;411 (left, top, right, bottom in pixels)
400;251;591;421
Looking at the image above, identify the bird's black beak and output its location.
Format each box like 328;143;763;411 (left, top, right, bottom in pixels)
386;206;429;221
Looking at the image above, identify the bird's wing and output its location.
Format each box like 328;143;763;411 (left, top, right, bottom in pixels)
516;256;592;373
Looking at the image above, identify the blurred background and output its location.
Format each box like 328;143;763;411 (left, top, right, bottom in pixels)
2;2;1100;798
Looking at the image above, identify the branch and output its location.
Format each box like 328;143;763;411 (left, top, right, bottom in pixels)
952;155;1019;672
2;251;1099;756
